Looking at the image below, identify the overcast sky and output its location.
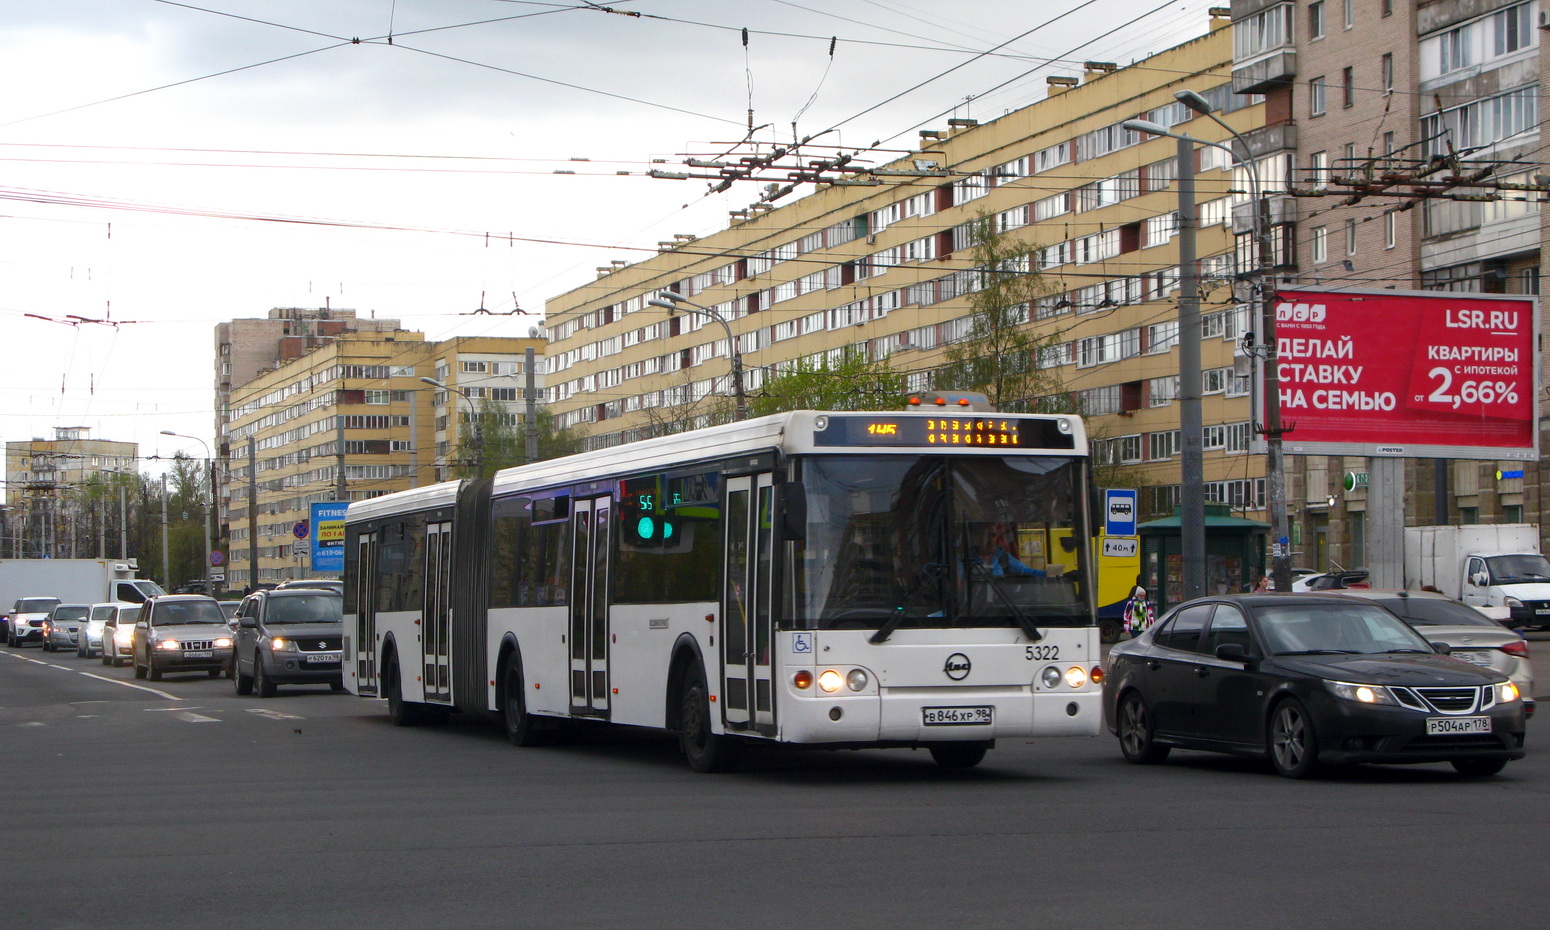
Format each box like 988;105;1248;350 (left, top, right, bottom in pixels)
0;0;1216;471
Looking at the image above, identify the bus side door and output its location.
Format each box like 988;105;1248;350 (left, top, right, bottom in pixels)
352;531;378;696
569;497;612;717
423;520;453;704
723;474;775;733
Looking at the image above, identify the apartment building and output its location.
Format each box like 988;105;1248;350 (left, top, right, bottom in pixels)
543;12;1273;538
221;332;545;588
1231;0;1546;568
3;427;138;558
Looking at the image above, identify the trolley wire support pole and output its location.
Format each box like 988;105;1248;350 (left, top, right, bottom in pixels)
649;291;748;421
1122;117;1207;601
1174;135;1207;602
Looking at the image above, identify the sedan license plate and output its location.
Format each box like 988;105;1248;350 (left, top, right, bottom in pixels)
305;652;341;664
1453;650;1494;667
1537;608;1550;615
1426;716;1492;735
923;705;993;726
183;651;213;659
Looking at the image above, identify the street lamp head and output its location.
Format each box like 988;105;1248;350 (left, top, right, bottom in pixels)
419;376;447;390
656;290;686;303
159;430;176;437
1174;89;1215;116
1121;118;1171;137
646;298;678;315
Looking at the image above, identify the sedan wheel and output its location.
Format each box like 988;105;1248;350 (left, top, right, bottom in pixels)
1451;758;1507;777
1117;692;1171;764
1269;698;1325;779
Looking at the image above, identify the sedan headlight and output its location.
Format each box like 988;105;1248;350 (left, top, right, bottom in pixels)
157;639;180;651
1325;679;1399;705
269;637;297;653
114;628;134;645
214;637;233;649
1497;681;1521;704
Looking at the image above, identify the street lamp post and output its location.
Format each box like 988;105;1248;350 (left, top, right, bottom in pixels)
1123;103;1286;596
648;290;748;421
420;377;483;476
161;431;215;595
1171;90;1291;593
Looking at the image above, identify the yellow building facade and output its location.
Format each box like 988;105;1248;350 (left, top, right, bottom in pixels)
222;332;544;587
543;14;1268;528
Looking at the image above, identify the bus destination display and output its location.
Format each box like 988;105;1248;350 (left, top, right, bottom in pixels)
812;415;1075;449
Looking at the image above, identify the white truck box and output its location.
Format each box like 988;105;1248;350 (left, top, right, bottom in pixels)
1405;524;1550;628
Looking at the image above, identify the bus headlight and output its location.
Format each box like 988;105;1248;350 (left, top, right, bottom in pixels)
817;669;844;693
1040;666;1062;689
846;669;869;692
793;670;813;690
1064;666;1088;689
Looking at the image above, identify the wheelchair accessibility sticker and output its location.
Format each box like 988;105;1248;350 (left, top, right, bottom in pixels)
792;632;814;654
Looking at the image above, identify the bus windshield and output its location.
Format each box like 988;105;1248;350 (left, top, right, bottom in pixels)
790;454;1092;632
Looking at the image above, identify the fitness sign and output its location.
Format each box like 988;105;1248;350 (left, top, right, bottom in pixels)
1272;288;1539;460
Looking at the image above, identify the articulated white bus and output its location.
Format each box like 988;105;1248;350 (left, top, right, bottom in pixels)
343;404;1105;771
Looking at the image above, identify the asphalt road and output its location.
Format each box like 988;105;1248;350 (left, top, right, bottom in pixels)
3;643;1548;930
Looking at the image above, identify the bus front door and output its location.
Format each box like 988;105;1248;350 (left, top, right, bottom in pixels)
352;531;378;696
722;474;775;733
423;521;452;704
569;497;612;717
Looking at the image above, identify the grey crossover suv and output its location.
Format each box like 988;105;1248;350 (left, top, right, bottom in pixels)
232;588;344;697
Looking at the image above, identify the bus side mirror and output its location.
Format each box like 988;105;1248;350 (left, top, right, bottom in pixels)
777;483;806;541
1088;483;1103;536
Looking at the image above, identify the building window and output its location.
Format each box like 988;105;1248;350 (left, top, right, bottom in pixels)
1381;54;1393;94
1343;0;1353;28
1522;268;1541;294
1309;77;1327;116
1384;210;1396;248
1312;226;1328;264
1341;67;1354;107
1309;150;1328;188
1346;219;1357;256
1459;507;1479;525
1309;1;1325;38
1382;0;1391;16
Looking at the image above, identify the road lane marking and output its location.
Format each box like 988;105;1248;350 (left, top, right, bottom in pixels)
245;709;304;720
177;712;220;723
75;672;182;701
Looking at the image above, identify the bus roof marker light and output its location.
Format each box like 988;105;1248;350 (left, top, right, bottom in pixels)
1057;418;1072;434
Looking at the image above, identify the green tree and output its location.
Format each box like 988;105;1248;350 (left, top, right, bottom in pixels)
746;350;908;416
933;214;1066;412
455;400;585;478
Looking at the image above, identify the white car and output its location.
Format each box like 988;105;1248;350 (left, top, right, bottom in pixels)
7;596;61;647
78;602;127;658
1290;570;1369;592
1332;589;1536;718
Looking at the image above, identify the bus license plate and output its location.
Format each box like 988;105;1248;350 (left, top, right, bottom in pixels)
923;706;993;726
1426;716;1491;735
183;651;213;659
306;652;341;664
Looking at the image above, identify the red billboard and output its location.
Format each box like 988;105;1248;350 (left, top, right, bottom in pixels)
1270;288;1538;460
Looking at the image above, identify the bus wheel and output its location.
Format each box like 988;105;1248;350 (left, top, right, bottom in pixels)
502;660;548;747
929;741;989;769
1099;620;1123;644
679;664;742;774
385;657;423;727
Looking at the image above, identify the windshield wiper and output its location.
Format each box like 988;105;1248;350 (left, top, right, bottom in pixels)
971;562;1044;644
870;563;946;644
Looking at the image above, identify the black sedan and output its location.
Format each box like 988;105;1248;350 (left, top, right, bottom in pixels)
1103;594;1527;778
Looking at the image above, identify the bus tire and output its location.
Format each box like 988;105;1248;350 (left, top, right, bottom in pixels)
679;664;741;774
929;741;990;769
385;656;424;727
501;656;548;747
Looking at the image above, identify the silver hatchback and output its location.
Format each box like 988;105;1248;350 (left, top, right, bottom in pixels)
41;604;90;653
